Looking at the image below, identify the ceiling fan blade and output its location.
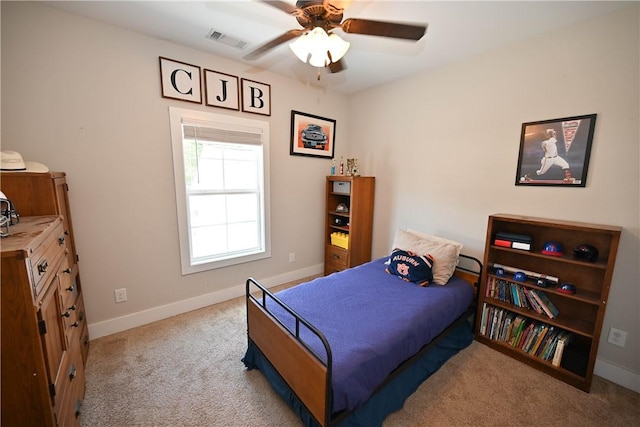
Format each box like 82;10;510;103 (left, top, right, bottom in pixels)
340;18;427;41
243;29;305;60
258;0;299;15
259;0;311;26
328;58;346;73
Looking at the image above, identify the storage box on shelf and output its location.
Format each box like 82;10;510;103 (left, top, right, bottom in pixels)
324;176;375;275
475;214;621;392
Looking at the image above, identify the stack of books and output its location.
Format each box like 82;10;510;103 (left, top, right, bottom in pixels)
479;304;572;365
486;277;560;319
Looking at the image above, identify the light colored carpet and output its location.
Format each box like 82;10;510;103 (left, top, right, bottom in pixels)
81;279;639;427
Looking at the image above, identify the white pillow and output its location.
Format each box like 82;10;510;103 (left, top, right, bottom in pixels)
391;228;463;285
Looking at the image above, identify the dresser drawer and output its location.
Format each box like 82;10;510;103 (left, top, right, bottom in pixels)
63;295;86;345
30;221;66;299
325;244;349;275
56;346;85;427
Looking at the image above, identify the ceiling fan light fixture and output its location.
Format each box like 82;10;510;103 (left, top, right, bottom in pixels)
289;27;349;68
289;32;312;63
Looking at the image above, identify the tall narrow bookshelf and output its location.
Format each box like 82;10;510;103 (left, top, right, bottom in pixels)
324;176;375;276
475;214;621;392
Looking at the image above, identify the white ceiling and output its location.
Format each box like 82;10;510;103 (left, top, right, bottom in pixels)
43;1;626;95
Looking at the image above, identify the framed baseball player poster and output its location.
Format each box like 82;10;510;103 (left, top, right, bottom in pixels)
515;114;597;187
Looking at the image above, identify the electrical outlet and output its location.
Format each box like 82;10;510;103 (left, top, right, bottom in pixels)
114;288;127;303
289;252;296;263
607;327;627;348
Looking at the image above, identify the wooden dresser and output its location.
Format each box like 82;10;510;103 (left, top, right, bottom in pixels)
1;171;88;426
1;216;86;426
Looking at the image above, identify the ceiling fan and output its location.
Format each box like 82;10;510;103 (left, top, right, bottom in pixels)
243;0;427;73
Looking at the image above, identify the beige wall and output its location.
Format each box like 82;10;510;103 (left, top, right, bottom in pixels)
2;2;638;390
348;5;639;389
1;2;346;330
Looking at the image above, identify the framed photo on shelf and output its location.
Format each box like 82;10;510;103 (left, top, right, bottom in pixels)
159;57;202;104
290;110;336;159
515;114;597;187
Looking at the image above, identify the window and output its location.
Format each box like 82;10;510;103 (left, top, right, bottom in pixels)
169;107;270;274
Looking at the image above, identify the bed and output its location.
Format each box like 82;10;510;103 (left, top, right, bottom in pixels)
243;230;482;427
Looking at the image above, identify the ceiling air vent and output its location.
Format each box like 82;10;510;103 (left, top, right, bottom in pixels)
206;29;248;50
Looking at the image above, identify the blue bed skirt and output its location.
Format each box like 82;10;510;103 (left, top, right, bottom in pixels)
242;319;474;427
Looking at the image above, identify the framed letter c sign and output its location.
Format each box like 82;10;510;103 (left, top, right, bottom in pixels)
159;57;202;104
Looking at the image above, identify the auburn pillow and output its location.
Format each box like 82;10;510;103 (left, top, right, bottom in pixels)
386;248;434;286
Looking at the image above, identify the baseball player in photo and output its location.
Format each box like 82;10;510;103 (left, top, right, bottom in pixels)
535;129;574;182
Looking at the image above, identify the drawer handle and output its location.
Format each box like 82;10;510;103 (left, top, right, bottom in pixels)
71;321;80;328
66;284;75;292
69;364;76;381
68;304;77;311
332;254;340;259
62;310;71;318
63;267;72;274
79;311;85;321
58;235;66;245
75;400;82;418
37;260;48;275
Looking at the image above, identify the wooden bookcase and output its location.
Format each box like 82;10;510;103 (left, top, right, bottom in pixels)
475;214;621;392
324;176;375;276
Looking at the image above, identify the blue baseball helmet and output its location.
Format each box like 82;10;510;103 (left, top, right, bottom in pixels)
542;241;564;257
513;271;527;282
558;283;576;294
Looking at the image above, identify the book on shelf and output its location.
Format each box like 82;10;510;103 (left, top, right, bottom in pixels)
480;303;488;336
552;331;571;367
523;323;542;353
508;316;526;347
539;328;559;360
517;323;534;349
522;287;542;314
543;336;559;361
529;325;550;355
530;289;560;318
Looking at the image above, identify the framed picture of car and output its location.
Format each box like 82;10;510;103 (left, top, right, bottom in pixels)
290;110;336;159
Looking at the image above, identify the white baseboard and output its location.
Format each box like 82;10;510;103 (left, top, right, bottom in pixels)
595;358;640;392
88;263;324;340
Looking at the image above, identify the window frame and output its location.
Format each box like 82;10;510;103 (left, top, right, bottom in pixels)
169;106;271;275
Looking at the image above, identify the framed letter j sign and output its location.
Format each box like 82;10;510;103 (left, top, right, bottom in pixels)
204;69;239;110
159;57;202;104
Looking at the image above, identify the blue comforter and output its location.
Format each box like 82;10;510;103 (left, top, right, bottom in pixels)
264;257;474;413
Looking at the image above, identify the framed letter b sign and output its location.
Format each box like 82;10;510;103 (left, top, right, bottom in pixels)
241;78;271;116
159;57;202;104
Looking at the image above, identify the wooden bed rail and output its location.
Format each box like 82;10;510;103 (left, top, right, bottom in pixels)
246;278;332;426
